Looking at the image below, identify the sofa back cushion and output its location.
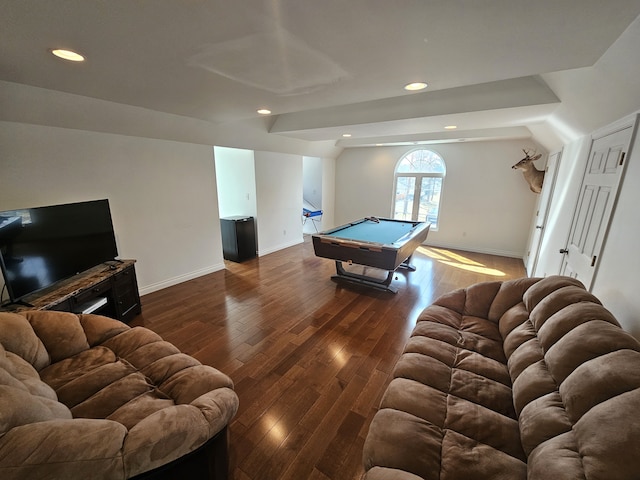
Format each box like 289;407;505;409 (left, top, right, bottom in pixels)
0;313;50;370
499;276;640;479
0;342;72;436
23;311;91;363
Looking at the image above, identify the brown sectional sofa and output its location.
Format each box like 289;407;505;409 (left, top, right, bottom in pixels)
0;310;239;480
363;275;640;480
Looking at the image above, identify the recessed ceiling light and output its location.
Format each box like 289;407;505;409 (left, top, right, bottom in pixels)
404;82;428;91
51;49;85;62
257;108;272;115
342;133;352;138
444;125;457;130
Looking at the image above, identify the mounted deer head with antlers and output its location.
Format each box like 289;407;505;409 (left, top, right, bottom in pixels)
512;149;545;193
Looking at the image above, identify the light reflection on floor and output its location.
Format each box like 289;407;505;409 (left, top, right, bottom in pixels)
417;246;507;277
328;343;348;368
263;413;287;444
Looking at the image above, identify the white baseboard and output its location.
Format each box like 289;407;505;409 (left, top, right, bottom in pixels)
258;238;304;257
139;262;225;296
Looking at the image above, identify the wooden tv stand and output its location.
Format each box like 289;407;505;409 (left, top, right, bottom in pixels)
0;259;141;323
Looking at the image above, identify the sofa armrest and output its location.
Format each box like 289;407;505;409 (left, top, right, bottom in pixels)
122;388;239;478
191;387;240;436
0;418;127;480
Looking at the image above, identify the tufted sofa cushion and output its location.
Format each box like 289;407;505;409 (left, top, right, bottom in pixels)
506;277;640;480
363;276;640;480
0;310;239;480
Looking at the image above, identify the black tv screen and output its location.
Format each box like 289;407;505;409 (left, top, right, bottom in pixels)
0;199;119;303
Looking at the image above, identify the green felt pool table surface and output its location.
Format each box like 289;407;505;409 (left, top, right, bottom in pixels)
323;218;418;245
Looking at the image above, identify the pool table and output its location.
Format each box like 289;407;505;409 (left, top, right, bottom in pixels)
312;217;430;293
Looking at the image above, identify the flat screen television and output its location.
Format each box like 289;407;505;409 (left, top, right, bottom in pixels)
0;199;119;304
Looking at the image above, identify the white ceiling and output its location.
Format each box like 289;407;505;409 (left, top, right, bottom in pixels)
2;1;640;148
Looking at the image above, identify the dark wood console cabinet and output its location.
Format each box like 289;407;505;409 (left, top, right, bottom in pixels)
0;259;141;323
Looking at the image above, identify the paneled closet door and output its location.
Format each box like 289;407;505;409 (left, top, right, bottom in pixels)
559;115;637;289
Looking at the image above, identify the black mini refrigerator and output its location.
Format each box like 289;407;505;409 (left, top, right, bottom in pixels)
220;216;257;262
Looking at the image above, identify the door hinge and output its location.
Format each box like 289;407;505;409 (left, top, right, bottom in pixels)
620;152;626;166
591;255;597;267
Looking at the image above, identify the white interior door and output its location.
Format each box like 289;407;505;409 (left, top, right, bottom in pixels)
526;150;562;276
560;118;636;289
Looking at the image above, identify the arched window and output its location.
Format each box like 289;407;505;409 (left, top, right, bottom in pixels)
392;149;445;229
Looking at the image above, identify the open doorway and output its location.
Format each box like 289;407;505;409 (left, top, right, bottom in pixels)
303;156;323;234
214;146;258;260
214;146;257;219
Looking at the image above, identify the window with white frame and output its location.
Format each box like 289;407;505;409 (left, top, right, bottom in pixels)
392;149;445;229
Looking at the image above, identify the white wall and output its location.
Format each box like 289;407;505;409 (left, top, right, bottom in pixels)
254;151;304;255
541;16;640;147
0;121;224;296
214;146;257;219
335;141;539;257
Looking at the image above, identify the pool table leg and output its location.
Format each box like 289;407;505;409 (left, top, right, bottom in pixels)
332;261;399;294
399;254;417;271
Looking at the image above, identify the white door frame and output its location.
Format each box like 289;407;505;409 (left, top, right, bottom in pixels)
526;149;562;277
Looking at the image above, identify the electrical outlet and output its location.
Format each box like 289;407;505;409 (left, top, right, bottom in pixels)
283;229;286;236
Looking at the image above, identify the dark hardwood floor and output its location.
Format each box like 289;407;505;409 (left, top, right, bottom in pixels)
130;237;526;480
